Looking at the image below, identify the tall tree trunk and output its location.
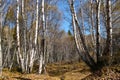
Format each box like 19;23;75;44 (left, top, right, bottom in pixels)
0;0;6;76
29;0;39;73
16;0;25;73
22;0;27;72
103;0;112;56
90;0;96;60
0;10;2;77
69;0;97;70
96;0;101;62
39;0;45;74
90;0;96;44
80;1;85;38
16;0;20;67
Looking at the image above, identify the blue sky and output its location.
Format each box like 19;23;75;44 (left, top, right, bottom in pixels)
5;0;71;32
57;0;71;32
57;0;81;33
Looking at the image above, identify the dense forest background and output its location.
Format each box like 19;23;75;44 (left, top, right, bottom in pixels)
0;0;120;79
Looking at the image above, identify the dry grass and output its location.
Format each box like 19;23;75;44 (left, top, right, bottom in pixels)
46;62;91;80
1;70;60;80
0;62;90;80
0;62;120;80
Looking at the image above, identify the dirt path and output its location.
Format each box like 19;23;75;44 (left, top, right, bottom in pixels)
60;69;91;80
0;62;91;80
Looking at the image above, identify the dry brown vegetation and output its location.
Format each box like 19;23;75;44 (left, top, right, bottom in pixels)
0;61;120;80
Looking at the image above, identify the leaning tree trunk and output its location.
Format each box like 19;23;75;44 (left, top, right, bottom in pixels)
90;0;96;45
103;0;112;56
89;0;96;61
96;0;101;62
69;0;97;70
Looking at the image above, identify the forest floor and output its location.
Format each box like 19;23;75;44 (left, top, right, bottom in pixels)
0;62;120;80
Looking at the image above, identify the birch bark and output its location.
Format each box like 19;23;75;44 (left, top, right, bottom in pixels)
96;0;101;62
69;0;97;70
103;0;113;56
0;1;6;75
39;0;45;74
0;10;2;77
29;0;39;72
17;0;25;73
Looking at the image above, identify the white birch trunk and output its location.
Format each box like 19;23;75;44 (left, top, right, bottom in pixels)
90;0;96;44
0;1;6;76
69;0;97;69
29;49;34;72
96;0;101;62
42;0;45;66
0;12;2;77
39;54;43;74
35;0;39;46
103;0;112;56
109;0;112;56
90;0;96;56
17;0;25;72
29;0;39;73
39;0;45;74
22;0;27;72
16;0;20;65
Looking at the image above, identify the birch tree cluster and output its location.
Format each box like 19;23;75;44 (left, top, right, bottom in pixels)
0;0;119;75
1;0;79;74
68;0;120;70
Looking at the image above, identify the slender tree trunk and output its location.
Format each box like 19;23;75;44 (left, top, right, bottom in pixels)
29;0;39;73
28;13;34;73
109;0;112;57
96;0;101;62
35;0;39;47
39;0;45;74
16;0;20;63
9;49;16;71
0;11;2;77
80;1;85;38
22;0;27;72
90;0;96;45
69;0;97;70
90;0;96;60
16;0;20;66
103;0;112;56
0;0;6;76
17;0;25;73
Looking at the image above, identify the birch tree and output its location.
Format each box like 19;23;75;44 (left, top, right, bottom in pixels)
96;0;101;62
68;0;97;70
89;0;96;60
103;0;113;56
68;0;115;70
29;0;39;73
0;1;2;76
22;0;27;72
16;0;20;67
39;0;45;74
90;0;96;44
16;0;26;73
0;0;6;76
